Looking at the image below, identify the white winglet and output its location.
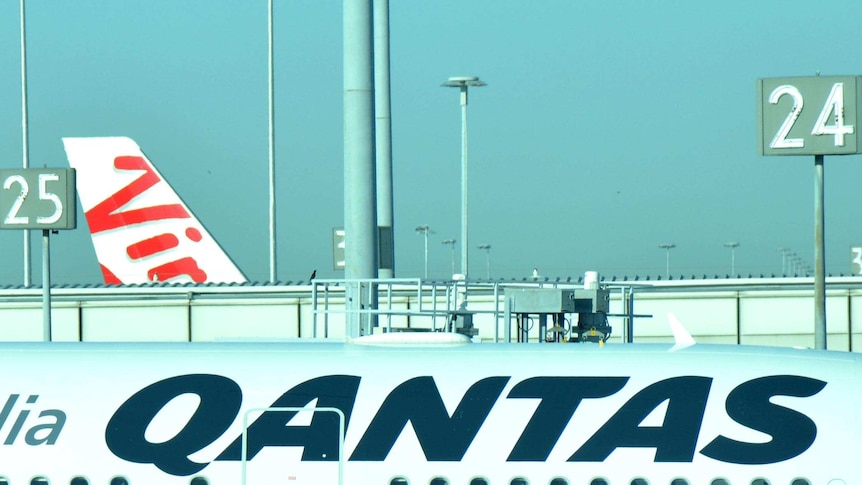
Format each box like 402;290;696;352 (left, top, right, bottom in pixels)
668;312;696;351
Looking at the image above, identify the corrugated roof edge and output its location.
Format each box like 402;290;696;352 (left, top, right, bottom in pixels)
0;273;856;291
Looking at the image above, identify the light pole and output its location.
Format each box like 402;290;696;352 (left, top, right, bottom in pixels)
777;247;789;275
20;0;31;286
478;244;491;279
659;243;676;278
791;254;802;276
724;242;739;275
442;76;485;279
415;225;433;278
442;239;456;278
267;0;277;282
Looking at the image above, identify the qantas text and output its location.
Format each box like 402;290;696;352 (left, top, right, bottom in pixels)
106;374;825;476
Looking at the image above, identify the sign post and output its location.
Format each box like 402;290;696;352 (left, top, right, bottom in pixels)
0;168;76;341
758;75;862;350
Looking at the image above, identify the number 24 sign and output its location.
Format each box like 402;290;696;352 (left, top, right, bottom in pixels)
758;76;862;156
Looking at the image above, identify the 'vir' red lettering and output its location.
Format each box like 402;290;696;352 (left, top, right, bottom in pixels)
86;156;190;234
127;234;181;260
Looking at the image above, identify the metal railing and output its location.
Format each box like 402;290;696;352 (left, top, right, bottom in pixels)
309;277;629;342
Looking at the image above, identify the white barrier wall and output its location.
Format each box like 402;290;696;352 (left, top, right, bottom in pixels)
0;279;860;351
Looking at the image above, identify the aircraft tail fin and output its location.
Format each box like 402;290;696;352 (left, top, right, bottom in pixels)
62;136;248;285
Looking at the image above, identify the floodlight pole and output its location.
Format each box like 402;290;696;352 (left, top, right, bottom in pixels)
267;0;277;282
478;244;491;279
415;225;432;278
442;76;485;281
724;242;739;275
791;253;801;275
777;247;789;275
442;239;456;277
659;243;675;278
20;0;31;286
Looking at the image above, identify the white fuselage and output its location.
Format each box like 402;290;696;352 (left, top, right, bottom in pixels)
0;341;858;485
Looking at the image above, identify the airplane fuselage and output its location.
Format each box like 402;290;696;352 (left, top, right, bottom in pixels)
0;341;857;484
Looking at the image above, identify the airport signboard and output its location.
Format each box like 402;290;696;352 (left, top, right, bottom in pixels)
332;228;346;270
852;246;862;275
0;168;77;230
757;76;862;156
332;226;393;271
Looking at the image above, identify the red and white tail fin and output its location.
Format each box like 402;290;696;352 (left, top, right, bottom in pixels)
62;137;247;285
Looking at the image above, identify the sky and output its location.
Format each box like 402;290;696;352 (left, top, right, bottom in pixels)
2;0;862;285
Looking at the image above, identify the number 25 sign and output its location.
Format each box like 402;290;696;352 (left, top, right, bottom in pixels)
758;76;861;156
0;168;76;230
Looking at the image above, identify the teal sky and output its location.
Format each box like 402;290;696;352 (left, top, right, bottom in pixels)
2;0;862;284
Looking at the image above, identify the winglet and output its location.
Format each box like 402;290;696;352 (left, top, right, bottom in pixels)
668;312;696;352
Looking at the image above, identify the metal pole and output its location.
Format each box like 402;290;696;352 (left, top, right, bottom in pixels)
659;243;675;278
493;282;500;342
374;0;395;278
267;0;277;282
343;0;378;336
724;242;739;275
664;248;670;278
626;287;635;343
478;244;491;278
20;0;31;286
443;77;483;283
814;155;826;349
442;239;456;277
42;230;51;341
415;225;431;278
460;86;469;279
